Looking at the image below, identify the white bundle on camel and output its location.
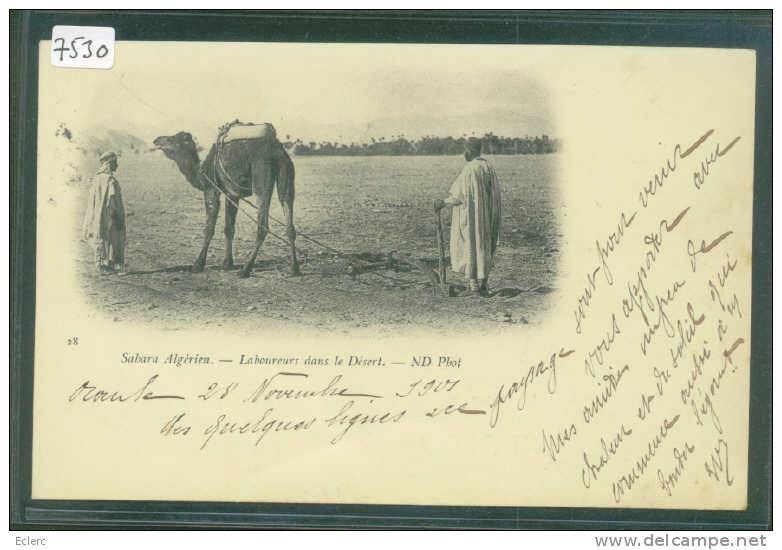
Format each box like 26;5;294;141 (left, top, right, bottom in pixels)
219;120;277;144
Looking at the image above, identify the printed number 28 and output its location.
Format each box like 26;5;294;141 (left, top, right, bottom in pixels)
53;37;109;62
67;337;79;346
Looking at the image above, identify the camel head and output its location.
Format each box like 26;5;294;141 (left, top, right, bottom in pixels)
152;131;198;162
152;131;204;191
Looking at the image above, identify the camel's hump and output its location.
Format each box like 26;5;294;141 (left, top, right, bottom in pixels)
223;123;277;143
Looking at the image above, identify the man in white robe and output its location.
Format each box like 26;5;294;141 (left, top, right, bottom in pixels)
82;151;126;273
435;138;501;296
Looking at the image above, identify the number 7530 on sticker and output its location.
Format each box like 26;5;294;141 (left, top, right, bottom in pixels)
50;25;115;69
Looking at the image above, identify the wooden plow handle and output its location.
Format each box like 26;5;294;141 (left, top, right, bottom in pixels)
434;205;447;292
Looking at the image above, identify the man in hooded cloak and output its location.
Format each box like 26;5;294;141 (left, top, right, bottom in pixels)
82;151;126;273
435;138;502;296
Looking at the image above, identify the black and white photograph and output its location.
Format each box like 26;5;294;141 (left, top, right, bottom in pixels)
49;43;562;335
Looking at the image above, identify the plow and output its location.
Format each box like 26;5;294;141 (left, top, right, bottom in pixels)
230;189;454;297
342;206;452;297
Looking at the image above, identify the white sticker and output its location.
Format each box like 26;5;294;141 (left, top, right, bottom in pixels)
50;26;115;69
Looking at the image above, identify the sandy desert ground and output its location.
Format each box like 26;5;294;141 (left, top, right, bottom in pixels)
72;152;562;336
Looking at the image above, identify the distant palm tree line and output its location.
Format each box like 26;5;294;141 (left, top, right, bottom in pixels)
284;132;559;156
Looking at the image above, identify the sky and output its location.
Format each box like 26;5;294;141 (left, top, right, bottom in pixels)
40;42;558;146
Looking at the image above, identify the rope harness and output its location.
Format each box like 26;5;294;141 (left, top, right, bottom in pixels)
198;145;295;250
196;137;429;288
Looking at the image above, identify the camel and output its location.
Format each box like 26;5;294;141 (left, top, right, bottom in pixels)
152;130;300;278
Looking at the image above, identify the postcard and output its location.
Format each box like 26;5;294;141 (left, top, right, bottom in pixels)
32;41;755;508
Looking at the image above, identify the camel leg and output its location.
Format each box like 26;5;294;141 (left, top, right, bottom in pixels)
223;199;237;270
281;201;300;276
277;156;300;276
193;189;220;273
239;163;274;278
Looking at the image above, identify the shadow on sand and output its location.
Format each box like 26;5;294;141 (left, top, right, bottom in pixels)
122;256;549;301
124;259;295;277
